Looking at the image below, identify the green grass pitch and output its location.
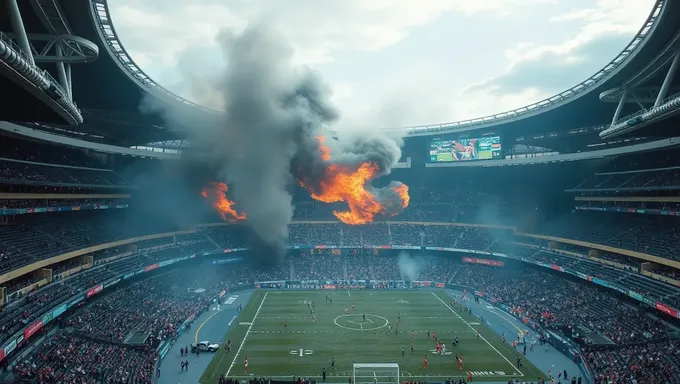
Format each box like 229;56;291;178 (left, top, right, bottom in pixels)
201;290;543;383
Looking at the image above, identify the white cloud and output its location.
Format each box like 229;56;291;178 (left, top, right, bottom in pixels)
109;0;655;130
469;0;653;104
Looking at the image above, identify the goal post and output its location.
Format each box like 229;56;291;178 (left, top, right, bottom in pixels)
352;363;400;384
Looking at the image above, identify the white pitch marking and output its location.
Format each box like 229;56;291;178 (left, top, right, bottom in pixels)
430;292;522;376
225;292;268;377
225;373;517;379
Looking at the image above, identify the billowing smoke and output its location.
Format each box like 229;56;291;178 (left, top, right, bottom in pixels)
143;25;408;259
397;252;422;281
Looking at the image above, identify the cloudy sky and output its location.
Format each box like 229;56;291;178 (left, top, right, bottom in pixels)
110;0;654;129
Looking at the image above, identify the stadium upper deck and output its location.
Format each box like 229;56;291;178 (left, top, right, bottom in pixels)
2;0;680;149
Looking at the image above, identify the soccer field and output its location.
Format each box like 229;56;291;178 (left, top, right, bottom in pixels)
200;290;543;383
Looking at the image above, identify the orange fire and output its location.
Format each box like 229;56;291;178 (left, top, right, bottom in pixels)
200;182;247;221
300;136;410;225
392;183;411;209
317;136;332;161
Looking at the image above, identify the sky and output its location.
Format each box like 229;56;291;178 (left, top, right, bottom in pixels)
109;0;655;131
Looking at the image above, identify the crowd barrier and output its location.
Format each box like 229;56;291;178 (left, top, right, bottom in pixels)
256;279;447;290
575;205;680;217
0;204;128;216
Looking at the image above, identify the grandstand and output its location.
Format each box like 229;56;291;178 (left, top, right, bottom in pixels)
2;0;680;384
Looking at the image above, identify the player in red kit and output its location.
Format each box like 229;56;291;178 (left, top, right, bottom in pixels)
345;306;349;315
432;332;437;343
467;369;472;382
423;355;428;370
244;357;248;373
456;354;464;370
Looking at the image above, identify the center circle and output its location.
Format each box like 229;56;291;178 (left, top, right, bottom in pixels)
334;314;389;331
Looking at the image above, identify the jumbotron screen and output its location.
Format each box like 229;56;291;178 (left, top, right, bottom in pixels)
429;136;502;162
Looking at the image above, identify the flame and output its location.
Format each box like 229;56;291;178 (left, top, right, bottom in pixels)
392;183;410;209
317;136;332;161
201;182;247;221
300;136;410;225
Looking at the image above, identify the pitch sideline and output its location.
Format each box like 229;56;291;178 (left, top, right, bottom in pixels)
430;291;523;377
224;291;268;377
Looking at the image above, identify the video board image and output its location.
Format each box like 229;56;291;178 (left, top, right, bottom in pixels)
429;136;502;162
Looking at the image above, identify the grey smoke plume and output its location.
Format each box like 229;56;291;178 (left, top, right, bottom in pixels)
397;252;422;281
143;25;407;257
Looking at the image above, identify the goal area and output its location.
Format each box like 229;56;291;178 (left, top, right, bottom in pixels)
352;363;400;384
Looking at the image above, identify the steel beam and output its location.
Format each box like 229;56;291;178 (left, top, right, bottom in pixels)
54;43;69;96
611;90;628;125
6;0;35;65
654;51;680;107
65;63;71;97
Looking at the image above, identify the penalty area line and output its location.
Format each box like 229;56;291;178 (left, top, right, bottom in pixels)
224;291;268;377
430;292;523;377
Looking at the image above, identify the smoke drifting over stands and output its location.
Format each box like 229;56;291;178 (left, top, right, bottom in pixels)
144;26;409;260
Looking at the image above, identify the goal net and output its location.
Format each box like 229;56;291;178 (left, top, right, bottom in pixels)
352;363;400;384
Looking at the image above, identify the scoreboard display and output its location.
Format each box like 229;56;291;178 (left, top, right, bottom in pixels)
429;136;502;162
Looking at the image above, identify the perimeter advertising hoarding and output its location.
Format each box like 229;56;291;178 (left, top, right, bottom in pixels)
429;136;502;162
24;320;43;340
86;284;103;299
462;257;504;267
51;303;68;318
656;302;679;318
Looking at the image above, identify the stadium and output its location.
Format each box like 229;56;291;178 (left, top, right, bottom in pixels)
1;1;680;384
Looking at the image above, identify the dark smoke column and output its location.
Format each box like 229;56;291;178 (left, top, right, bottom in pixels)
190;26;339;257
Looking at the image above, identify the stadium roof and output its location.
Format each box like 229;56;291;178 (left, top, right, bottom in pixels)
6;0;680;147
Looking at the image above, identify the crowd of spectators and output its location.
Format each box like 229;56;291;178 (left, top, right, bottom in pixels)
0;226;678;384
210;223;502;251
584;341;680;384
0;198;124;210
454;263;671;345
287;251;460;282
13;333;157;384
534;212;680;262
573;166;680;191
66;269;216;344
0;211;178;275
0;159;128;187
0;137;130;187
571;150;680;191
2;246;267;382
453;263;680;383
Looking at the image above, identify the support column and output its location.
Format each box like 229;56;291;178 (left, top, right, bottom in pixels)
55;42;70;97
6;0;35;65
654;51;680;107
611;89;628;125
65;64;72;97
